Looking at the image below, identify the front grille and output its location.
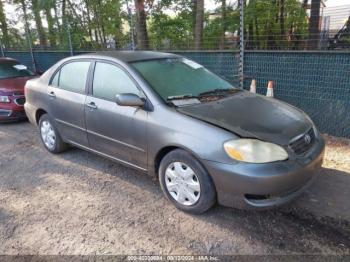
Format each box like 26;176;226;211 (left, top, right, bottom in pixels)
289;127;316;155
0;109;12;117
14;97;25;106
12;111;26;117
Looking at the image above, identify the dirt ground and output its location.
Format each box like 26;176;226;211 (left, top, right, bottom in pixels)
0;121;349;255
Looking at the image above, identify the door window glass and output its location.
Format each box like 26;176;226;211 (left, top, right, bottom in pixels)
58;61;90;93
93;62;141;100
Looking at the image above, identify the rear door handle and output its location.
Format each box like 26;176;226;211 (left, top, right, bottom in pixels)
48;91;56;98
86;101;97;110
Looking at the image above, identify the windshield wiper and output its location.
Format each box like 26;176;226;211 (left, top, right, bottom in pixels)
199;88;242;97
167;94;198;101
167;88;241;102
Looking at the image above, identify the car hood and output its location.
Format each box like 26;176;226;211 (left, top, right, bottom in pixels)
0;76;36;95
177;91;312;146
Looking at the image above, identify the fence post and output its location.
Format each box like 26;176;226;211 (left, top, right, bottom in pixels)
239;0;244;89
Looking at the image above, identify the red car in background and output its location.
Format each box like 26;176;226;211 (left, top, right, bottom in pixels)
0;57;37;122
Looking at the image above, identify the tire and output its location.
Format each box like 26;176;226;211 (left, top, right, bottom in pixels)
38;114;68;154
159;149;216;214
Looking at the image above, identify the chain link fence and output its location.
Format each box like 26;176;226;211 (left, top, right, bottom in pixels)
243;50;350;138
0;1;349;137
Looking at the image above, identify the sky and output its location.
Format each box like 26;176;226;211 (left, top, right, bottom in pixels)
324;0;350;7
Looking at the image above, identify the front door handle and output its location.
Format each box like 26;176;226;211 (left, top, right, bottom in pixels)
48;91;56;98
86;101;97;110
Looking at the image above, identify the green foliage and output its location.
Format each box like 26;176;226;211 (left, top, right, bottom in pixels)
0;0;315;50
148;0;194;49
203;7;239;49
148;0;240;50
245;0;308;49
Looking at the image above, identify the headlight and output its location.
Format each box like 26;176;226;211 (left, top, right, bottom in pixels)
224;139;288;163
0;95;10;103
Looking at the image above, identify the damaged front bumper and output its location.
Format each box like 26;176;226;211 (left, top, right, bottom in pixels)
202;136;325;209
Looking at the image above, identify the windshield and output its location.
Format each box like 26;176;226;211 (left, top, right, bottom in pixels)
0;61;35;80
131;58;234;101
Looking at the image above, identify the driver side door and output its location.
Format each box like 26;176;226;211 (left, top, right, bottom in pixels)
85;61;148;171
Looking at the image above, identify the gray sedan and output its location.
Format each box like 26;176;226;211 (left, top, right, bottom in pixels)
24;51;325;214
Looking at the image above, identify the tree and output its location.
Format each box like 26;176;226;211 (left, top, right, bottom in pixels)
219;0;226;49
308;0;321;49
31;0;47;47
43;0;57;47
134;0;149;49
101;0;124;48
244;0;308;50
302;0;308;10
1;0;314;51
194;0;204;50
279;0;285;45
148;0;193;49
0;0;9;47
97;0;107;45
246;0;255;49
52;0;62;45
203;3;239;50
18;0;32;43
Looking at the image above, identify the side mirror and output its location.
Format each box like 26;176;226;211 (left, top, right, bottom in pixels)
116;93;145;107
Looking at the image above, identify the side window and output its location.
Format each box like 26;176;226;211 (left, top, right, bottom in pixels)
92;62;141;101
57;61;90;93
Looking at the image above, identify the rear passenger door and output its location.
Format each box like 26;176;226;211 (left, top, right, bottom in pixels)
85;61;148;171
47;59;91;146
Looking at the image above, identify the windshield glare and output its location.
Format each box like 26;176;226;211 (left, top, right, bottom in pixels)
0;61;35;80
132;58;233;100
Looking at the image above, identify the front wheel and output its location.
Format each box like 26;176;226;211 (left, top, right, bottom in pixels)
39;114;68;154
159;149;216;214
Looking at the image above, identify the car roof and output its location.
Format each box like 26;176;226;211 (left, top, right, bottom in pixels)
78;51;181;63
0;57;19;63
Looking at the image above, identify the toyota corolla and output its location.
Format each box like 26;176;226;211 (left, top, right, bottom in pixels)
24;51;325;214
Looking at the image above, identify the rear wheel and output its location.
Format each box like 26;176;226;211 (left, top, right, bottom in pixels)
39;114;68;153
159;149;216;214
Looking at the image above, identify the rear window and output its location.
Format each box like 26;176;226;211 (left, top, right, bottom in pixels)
0;60;35;79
